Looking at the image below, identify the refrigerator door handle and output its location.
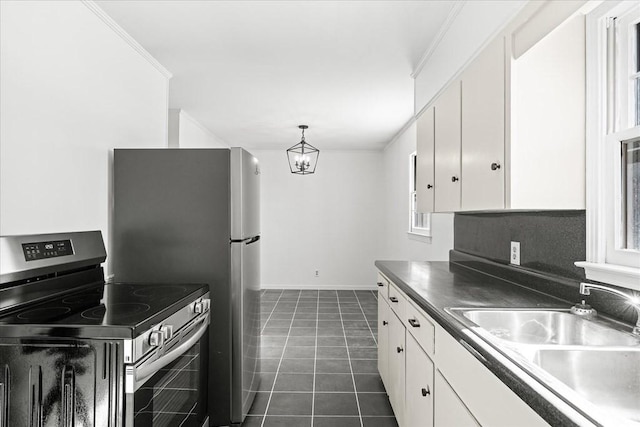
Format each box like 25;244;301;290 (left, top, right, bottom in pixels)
245;236;260;245
231;236;260;245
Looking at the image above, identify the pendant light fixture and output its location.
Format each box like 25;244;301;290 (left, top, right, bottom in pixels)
286;125;319;175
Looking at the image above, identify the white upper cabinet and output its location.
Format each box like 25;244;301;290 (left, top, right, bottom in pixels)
415;3;586;213
416;107;435;213
434;81;462;212
461;36;506;211
509;14;585;209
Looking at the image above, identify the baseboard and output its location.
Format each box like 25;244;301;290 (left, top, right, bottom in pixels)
260;283;378;291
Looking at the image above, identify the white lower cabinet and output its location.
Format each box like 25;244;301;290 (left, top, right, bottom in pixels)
378;297;390;385
387;310;406;426
434;370;480;427
435;327;549;427
377;272;549;427
405;334;434;427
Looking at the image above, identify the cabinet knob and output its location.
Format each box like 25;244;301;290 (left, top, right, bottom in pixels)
389;297;398;303
427;184;433;189
377;282;384;287
491;162;501;171
422;387;431;397
451;176;459;182
382;320;388;326
397;346;403;353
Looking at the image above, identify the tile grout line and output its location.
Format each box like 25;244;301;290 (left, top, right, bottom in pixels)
337;290;365;427
260;290;283;336
354;290;378;347
311;292;320;427
260;290;303;427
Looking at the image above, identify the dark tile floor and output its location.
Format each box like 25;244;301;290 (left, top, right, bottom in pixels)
243;289;398;427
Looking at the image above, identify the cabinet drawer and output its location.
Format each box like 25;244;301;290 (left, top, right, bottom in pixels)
387;282;407;321
376;273;389;301
404;300;435;356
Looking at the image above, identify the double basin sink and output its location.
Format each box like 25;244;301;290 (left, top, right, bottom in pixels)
446;308;640;425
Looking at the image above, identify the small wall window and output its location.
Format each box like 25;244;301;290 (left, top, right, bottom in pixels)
409;152;431;237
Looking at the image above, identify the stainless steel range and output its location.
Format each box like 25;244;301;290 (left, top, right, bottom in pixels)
0;231;210;427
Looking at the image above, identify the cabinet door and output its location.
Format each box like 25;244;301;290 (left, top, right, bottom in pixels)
416;107;435;213
405;334;434;427
387;312;406;425
434;370;480;427
378;297;390;387
434;81;462;212
461;36;505;210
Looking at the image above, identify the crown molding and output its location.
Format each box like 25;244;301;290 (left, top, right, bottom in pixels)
411;1;466;79
81;0;173;79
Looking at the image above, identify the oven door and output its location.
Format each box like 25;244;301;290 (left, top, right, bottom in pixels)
125;311;209;427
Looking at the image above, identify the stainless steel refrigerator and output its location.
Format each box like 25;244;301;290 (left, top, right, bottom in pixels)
112;148;260;426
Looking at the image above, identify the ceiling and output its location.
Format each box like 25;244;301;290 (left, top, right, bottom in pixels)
96;1;457;150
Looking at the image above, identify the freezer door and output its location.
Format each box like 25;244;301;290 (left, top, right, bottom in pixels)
231;237;261;423
231;148;260;239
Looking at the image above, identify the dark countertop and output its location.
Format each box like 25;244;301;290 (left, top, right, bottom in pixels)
375;259;619;427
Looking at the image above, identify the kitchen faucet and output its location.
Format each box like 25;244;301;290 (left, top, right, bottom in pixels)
576;282;640;335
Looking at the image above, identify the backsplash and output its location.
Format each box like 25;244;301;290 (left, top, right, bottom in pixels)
453;210;586;280
452;210;639;326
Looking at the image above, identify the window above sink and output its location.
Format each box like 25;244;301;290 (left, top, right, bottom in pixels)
578;0;640;290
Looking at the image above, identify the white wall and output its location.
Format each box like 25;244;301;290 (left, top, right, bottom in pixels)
0;1;170;275
414;1;526;113
381;123;454;261
251;149;383;289
169;109;230;148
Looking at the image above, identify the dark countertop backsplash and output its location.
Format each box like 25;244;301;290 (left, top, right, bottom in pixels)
454;210;586;280
452;210;637;326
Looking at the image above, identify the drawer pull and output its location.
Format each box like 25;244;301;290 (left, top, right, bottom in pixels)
408;318;420;328
397;346;403;353
377;282;384;287
422;387;431;397
389;297;398;303
382;321;388;326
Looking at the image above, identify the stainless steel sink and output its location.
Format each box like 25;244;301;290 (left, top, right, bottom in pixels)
532;348;640;423
446;307;640;425
449;308;640;347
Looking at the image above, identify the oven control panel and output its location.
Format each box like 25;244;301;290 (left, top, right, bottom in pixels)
22;239;73;261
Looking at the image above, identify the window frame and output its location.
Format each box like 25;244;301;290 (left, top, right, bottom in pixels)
577;0;640;290
408;151;431;240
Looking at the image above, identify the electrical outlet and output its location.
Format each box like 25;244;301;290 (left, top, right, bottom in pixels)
315;270;319;277
510;241;521;266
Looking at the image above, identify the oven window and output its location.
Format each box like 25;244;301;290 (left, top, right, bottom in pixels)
134;339;208;426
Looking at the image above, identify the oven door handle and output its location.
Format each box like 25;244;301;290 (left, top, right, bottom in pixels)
134;312;209;389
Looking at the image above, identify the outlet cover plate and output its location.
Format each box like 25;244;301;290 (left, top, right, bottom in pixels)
510;241;521;266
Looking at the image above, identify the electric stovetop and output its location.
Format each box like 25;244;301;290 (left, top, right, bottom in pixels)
0;282;208;339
